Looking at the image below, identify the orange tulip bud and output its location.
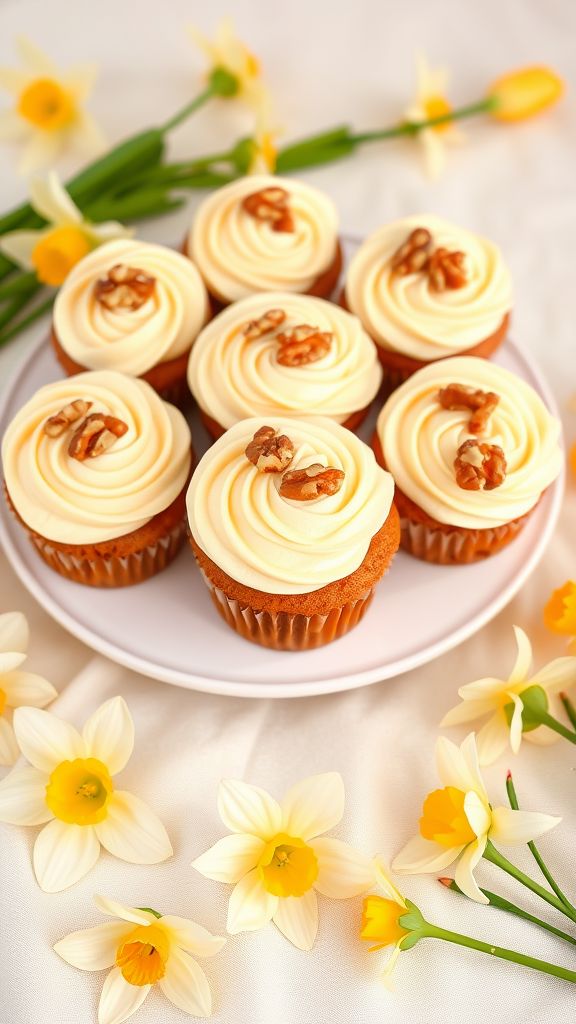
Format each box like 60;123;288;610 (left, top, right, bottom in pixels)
488;66;564;122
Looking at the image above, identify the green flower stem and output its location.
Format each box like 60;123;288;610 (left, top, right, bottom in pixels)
423;922;576;984
83;190;185;223
484;841;576;924
0;293;53;348
0;270;39;300
350;97;496;144
560;693;576;731
159;86;216;133
506;773;575;913
531;709;576;743
440;878;576;946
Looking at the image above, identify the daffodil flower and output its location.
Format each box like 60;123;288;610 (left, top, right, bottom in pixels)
54;894;225;1022
0;696;172;892
0;37;104;173
360;859;422;989
0;171;132;287
392;734;560;903
193;773;375;950
189;18;270;112
247;103;278;174
488;66;564;122
440;626;576;764
403;54;463;177
544;582;576;655
0;611;57;766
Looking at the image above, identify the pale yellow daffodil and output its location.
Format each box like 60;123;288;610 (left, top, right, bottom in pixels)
0;37;104;173
0;611;57;766
189;18;270;113
404;54;463;178
247;103;278;174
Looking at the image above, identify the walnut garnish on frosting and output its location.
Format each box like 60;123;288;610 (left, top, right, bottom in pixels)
428;248;467;292
454;439;506;491
279;464;345;501
68;413;128;462
438;383;499;434
245;426;295;473
276;325;333;367
44;399;92;437
242;187;294;233
391;227;433;275
242;309;287;340
94;264;156;312
390;228;468;291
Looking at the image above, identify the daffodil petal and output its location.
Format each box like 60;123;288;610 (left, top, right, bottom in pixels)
508;692;524;754
17;36;57;76
0;763;52;824
192;832;264;882
533;656;576;694
34;819;100;892
490;807;561;846
392;835;462;874
0;651;27;673
509;626;533;684
457;677;509;699
273;888;318;950
69;110;106;156
13;705;85;772
436;733;487;800
19;131;64;175
30;171;82;226
463;790;491;838
227;867;277;933
0;68;29;96
94;790;172;864
98;967;150;1024
476;712;511;766
309;837;375;898
440;698;495;727
0;229;43;270
82;696;134;775
372;857;406;907
218;778;282;838
0;611;29;652
281;772;345;840
0;717;19;765
88;221;133;244
159;946;212;1017
381;943;402;991
64;63;98;102
159;916;226;957
93;895;158;926
2;670;57;708
454;836;488;903
54;921;132;970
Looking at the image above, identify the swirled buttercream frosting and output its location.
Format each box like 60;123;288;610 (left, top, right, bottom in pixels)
187;292;382;428
187;416;395;594
377;357;562;529
2;371;192;544
187;176;339;302
53;239;209;376
345;215;513;361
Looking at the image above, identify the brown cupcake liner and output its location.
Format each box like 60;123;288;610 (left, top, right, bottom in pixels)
399;513;529;565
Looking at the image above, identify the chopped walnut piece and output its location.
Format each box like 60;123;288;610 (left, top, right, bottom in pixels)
454;439;506;491
68;413;128;461
279;463;345;501
242;308;287;340
428;248;467;291
94;263;156;312
390;227;433;275
241;187;294;233
245;426;295;473
44;399;92;437
276;325;333;367
438;383;500;434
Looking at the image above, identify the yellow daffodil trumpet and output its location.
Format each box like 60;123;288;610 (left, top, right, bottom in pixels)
488;66;564;122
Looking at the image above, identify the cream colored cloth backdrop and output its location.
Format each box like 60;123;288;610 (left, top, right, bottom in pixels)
0;0;575;1021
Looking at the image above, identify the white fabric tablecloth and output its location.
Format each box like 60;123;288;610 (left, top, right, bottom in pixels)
1;1;575;1021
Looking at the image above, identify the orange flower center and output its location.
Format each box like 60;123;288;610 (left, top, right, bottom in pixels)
423;94;453;133
419;786;476;848
45;757;113;825
543;581;576;636
116;924;169;987
31;226;92;287
17;78;75;130
360;895;407;950
258;832;318;897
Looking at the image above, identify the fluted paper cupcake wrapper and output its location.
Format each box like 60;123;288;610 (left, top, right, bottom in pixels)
400;514;528;565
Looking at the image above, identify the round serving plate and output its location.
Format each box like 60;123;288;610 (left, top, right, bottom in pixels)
0;238;565;698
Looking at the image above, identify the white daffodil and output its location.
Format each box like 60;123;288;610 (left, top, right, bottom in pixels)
0;611;57;766
193;773;375;950
246;103;278;175
404;53;463;178
0;696;172;892
189;18;270;113
0;171;132;287
360;859;412;990
392;734;560;904
441;626;576;765
0;36;104;173
54;894;225;1022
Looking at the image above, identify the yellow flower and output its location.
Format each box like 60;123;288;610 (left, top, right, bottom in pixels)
54;894;225;1022
544;581;576;637
247;104;278;174
360;859;412;989
404;54;463;178
0;37;104;173
0;611;57;766
189;18;270;112
488;66;564;122
0;172;132;286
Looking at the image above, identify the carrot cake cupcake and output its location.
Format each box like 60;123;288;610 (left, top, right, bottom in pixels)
374;356;562;564
51;239;210;404
188;292;382;438
185;175;342;305
187;416;400;650
2;371;192;586
344;215;513;390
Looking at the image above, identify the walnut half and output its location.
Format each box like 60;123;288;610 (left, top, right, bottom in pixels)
44;399;92;437
95;263;156;312
245;426;295;473
68;413;128;461
241;187;294;233
279;463;345;501
438;383;500;434
454;439;506;491
276;325;333;367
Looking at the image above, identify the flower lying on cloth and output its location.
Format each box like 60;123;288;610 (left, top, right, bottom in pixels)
0;36;104;172
488;66;564;122
544;581;576;654
0;171;131;286
404;54;463;178
0;696;172;891
392;734;560;903
193;773;375;950
0;611;57;766
189;17;270;113
54;894;225;1022
440;626;576;764
359;858;422;989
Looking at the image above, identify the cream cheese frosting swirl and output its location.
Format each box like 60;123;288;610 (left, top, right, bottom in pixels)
2;371;192;544
187;293;382;428
346;215;513;361
187;175;339;302
377;357;562;529
187;416;395;594
53;239;209;376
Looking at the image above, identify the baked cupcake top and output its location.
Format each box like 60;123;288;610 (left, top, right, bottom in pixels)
345;215;513;361
187;292;382;429
2;371;191;545
187;416;395;594
187;175;339;302
376;356;562;530
53;239;210;376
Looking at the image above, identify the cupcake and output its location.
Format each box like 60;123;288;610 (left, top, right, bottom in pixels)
187;416;400;650
185;175;342;305
344;215;513;390
374;357;562;565
188;292;382;438
2;371;192;586
51;239;210;405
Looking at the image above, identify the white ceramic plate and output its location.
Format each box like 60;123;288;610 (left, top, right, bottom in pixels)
0;240;564;698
